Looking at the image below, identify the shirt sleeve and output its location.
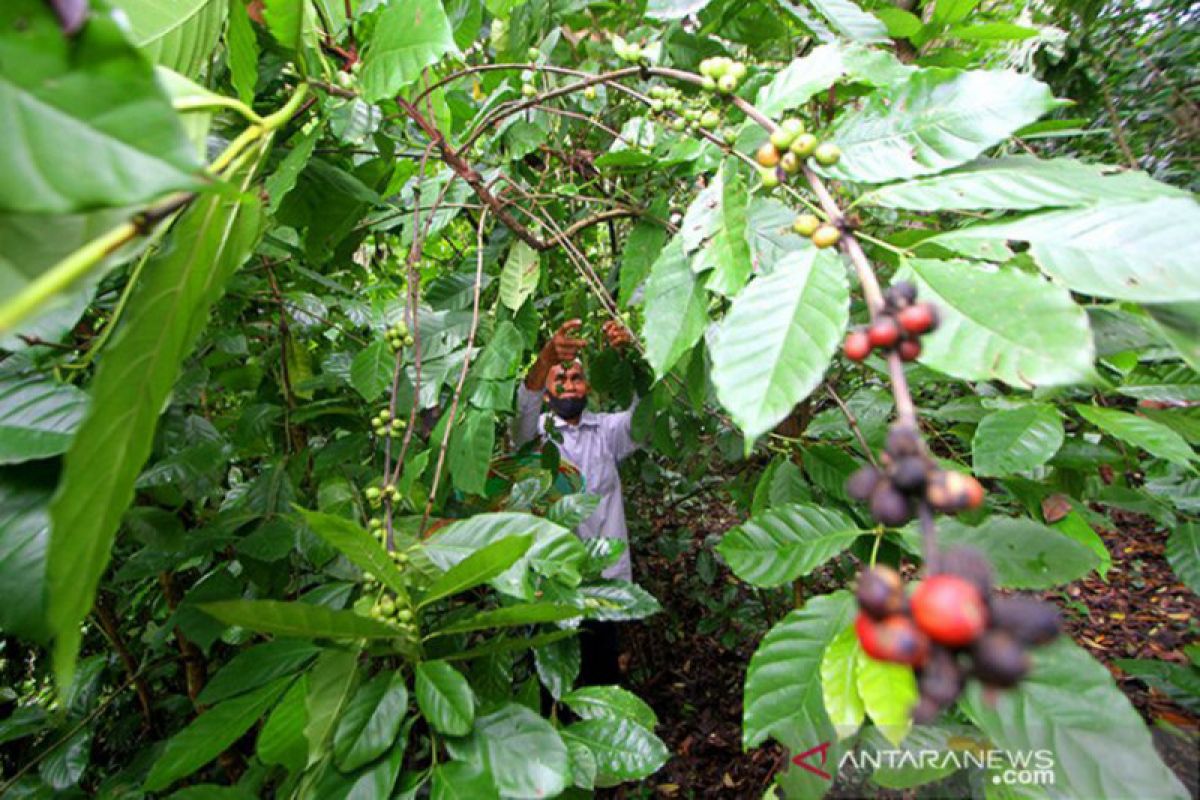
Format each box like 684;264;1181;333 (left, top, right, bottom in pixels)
513;383;543;446
606;394;641;462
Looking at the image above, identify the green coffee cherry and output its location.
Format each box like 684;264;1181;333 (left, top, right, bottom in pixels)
814;142;842;166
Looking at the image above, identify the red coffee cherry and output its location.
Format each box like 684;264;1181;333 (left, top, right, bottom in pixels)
843;329;872;361
868;317;901;348
856;613;929;667
898;303;939;335
911;575;988;647
897;338;922;362
926;471;985;513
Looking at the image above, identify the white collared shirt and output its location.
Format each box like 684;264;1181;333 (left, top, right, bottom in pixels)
514;384;640;580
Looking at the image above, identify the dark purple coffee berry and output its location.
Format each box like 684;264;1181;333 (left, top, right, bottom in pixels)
989;596;1061;646
870;483;912;527
886;425;922;458
856;566;906;620
847;465;883;501
891;456;929;494
971;631;1031;688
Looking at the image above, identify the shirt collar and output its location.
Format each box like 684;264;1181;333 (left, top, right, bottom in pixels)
551;409;600;429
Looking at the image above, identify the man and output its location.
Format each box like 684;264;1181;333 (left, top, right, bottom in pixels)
513;318;639;685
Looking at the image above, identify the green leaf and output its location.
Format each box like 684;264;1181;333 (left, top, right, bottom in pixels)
111;0;226;77
431;760;499;800
197;639;319;705
927;198;1200;303
578;581;662;621
415;660;475;736
295;508;410;597
563;717;668;784
420;534;533;608
430;602;580;637
312;722;410;800
743;591;855;748
451;703;569;798
645;0;712;21
0;469;51;641
962;637;1189;800
266;126;319;213
258;676;308;772
933;0;978;25
0;367;88;464
807;0;888;42
359;0;459;102
448;408;495;496
618;207;668;306
303;648;359;767
534;636;580;700
144;676;292;791
900;258;1095;388
0;0;201;214
873;8;922;38
754;44;847;117
561;685;657;730
1113;657;1200;715
1147;303;1200;372
697;166;752;297
261;0;315;54
717;503;861;588
1166;522;1199;595
861;156;1187;211
972;405;1064;477
855;648;915;746
546;493;600;529
226;0;259;104
823;68;1058;183
39;727;90;790
1076;405;1196;468
334;672;409;771
198;599;402;639
819;626;864;735
711;249;848;442
499;241;540;311
47;172;262;688
949;21;1038;40
349;339;395;402
643;237;707;379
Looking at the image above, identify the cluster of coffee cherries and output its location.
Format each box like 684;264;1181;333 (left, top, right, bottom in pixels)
791;213;841;250
365;588;418;639
697;56;748;94
848;424;985;527
754;118;840;190
364;483;401;507
387;321;414;353
370;408;406;439
647;85;732;139
855;548;1062;722
843;282;939;364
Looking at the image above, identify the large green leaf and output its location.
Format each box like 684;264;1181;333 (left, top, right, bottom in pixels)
854;649;915;746
430;602;580;637
962;637;1189;800
431;760;499;800
0;0;200;215
578;581;662;621
716;502;861;588
534;636;580;700
311;725;410;800
0;366;88;464
562;717;668;784
972;405;1064;477
696;165;752;297
499;241;539;311
258;676;309;772
226;0;259;104
448;407;495;496
111;0;226;77
711;249;848;442
618;204;668;306
819;626;864;734
448;703;569;798
900;258;1095;388
1166;522;1200;595
807;0;888;42
197;639;319;705
1113;657;1200;715
295;508;410;596
359;0;458;102
198;599;401;639
754;44;848;117
334;672;409;771
349;339;395;402
928;198;1200;303
420;534;533;608
415;660;475;736
47;171;262;687
1075;405;1196;468
303;648;359;768
823;68;1058;183
1147;302;1200;372
642;236;708;379
144;676;292;791
861;156;1188;211
562;685;658;730
0;468;52;641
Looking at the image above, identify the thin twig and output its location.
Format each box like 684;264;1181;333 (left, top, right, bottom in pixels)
825;383;878;466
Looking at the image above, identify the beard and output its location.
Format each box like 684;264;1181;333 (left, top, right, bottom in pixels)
547;394;588;421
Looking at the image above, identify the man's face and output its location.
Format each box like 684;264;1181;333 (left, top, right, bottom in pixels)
546;361;588;400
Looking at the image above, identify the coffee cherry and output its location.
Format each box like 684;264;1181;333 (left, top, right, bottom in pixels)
528;47;541;60
700;109;720;129
856;566;906;619
671;117;687;132
781;117;805;137
897;339;922;362
926;471;985;514
971;631;1031;687
365;487;382;501
701;76;717;92
898;303;939;335
755;142;781;168
792;213;820;237
770;126;797;150
856;613;929;667
789;133;817;157
814;142;841;166
886;281;917;308
886;425;921;458
934;547;993;598
913;646;964;724
758;166;780;189
891;456;929;494
912;575;988;647
989;596;1061;646
811;224;840;248
717;74;738;93
583;86;597;101
521;83;537;98
870;483;912;527
843;329;871;362
728;61;747;81
846;465;883;501
395;608;413;623
779;151;801;175
722;128;738;145
867;317;901;348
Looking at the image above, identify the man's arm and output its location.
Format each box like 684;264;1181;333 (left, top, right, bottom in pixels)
513;320;587;445
600;319;641;461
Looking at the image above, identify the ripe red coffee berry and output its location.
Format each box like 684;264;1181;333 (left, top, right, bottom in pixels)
897;338;922;362
898;303;939;335
911;575;988;647
843;329;871;361
856;566;906;620
868;317;901;348
856;613;929;666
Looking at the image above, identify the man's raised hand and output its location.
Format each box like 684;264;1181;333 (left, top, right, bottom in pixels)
545;319;588;365
602;319;635;349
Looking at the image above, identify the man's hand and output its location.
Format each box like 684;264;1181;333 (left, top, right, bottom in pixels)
526;319;587;391
602;319;635;349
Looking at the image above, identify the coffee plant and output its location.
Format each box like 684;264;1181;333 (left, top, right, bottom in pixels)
1;0;1196;797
